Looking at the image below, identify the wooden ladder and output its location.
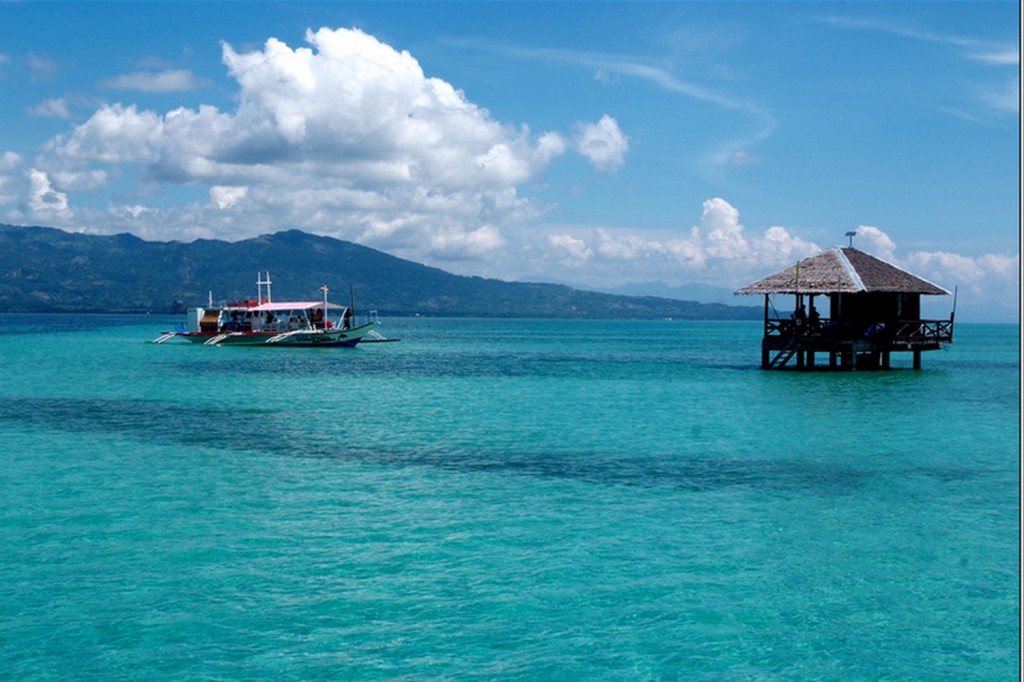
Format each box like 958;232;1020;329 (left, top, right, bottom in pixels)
769;338;798;369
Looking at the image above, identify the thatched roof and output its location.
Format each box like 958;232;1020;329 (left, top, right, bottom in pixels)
734;247;949;296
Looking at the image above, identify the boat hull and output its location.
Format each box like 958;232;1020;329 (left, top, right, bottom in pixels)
174;321;378;347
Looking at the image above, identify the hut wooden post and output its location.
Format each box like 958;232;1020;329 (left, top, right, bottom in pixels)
760;295;770;369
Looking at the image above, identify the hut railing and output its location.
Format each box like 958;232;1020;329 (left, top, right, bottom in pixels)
890;319;954;343
764;317;953;342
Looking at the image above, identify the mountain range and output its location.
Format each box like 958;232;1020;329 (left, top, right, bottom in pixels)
0;223;759;320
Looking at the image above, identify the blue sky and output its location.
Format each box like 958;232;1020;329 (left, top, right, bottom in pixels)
0;2;1018;320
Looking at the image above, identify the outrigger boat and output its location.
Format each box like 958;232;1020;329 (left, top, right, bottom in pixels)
153;272;380;347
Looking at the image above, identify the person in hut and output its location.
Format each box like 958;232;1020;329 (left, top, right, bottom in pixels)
792;303;806;335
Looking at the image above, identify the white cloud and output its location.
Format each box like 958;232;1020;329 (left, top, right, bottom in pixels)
51;103;165;164
39;26;576;262
574;115;628;172
27;169;71;219
524;212;1017;322
50;169;109;191
211;185;248;209
28;97;72;119
426;224;505;260
700;197;749;259
102;69;206;92
905;249;1019;295
531;198;821;287
968;47;1020;66
851;225;897;261
840;225;1019;318
978;77;1020;114
0;151;20;173
548;233;593;265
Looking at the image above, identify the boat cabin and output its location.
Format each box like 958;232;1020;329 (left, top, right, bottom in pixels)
186;300;352;335
734;246;954;370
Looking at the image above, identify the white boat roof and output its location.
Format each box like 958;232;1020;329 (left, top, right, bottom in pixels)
228;301;346;312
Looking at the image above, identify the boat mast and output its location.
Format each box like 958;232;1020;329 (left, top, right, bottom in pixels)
257;271;272;304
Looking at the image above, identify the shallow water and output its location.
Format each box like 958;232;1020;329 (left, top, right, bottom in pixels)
0;315;1018;679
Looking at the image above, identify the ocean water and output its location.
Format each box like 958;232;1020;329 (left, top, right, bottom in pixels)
0;314;1018;680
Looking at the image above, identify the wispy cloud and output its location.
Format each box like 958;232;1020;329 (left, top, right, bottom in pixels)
460;39;763;114
28;53;58;81
453;39;776;177
28;97;73;119
817;13;1018;116
101;69;208;92
816;14;1017;63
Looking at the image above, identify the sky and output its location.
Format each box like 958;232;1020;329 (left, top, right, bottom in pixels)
0;1;1019;321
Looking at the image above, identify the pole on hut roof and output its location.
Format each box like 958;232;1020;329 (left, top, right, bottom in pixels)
950;285;958;342
845;231;857;247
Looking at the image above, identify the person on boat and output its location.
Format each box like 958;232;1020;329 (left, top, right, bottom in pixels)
341;308;353;330
312;308;325;329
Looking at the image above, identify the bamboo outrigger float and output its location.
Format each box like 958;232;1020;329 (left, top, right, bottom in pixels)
734;245;955;370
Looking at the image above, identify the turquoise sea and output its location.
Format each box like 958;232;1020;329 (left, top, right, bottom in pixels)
0;314;1019;680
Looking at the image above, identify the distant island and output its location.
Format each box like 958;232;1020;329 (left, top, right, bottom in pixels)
0;223;759;320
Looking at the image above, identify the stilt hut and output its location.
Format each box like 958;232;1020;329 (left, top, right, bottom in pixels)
734;246;954;370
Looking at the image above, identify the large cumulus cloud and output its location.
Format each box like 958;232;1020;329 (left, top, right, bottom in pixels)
30;27;620;259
